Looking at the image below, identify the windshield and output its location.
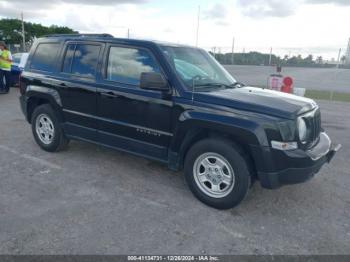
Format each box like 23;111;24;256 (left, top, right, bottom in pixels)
161;45;237;90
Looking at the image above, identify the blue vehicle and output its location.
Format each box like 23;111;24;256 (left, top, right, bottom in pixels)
11;52;28;86
19;34;340;209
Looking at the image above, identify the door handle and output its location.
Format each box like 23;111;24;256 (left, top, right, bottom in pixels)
101;91;116;98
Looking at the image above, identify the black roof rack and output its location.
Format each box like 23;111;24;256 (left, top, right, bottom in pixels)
43;33;114;38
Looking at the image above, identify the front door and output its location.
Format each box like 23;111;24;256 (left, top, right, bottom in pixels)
96;45;173;161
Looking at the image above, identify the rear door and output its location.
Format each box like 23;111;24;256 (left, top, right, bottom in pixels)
57;41;104;141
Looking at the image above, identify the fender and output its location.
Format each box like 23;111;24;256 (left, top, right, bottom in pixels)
168;108;271;170
24;85;63;123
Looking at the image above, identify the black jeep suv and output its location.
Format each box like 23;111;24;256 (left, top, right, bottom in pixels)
19;34;340;209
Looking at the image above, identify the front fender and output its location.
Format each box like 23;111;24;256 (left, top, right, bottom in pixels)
172;108;272;151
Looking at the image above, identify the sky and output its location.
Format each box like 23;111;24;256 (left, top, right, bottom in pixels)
0;0;350;60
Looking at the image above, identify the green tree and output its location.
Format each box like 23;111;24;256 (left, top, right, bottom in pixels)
0;18;77;47
316;56;323;64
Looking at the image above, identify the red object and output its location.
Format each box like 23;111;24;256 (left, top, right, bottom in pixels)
281;76;293;93
268;74;283;91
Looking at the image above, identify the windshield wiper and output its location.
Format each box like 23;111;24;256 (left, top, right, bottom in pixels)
194;83;232;89
230;82;245;88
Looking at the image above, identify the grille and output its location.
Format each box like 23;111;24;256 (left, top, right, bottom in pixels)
304;108;321;148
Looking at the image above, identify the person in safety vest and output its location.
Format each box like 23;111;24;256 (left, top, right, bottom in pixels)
0;41;13;94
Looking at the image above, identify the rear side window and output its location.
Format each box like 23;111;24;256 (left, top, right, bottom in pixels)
30;43;60;72
106;46;160;85
62;43;101;78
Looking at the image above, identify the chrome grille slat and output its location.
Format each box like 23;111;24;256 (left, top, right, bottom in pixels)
303;108;321;149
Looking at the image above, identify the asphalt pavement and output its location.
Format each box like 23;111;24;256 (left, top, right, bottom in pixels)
0;89;349;254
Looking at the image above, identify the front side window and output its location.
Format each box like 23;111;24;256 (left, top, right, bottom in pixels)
62;43;101;78
106;46;160;85
161;46;236;90
31;43;60;72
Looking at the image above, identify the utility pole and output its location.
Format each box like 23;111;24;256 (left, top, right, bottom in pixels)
21;12;26;52
231;37;235;65
346;38;350;65
337;48;342;68
269;47;273;66
127;28;130;39
195;5;200;47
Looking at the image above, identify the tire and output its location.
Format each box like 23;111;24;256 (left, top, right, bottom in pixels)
184;138;251;210
31;104;69;152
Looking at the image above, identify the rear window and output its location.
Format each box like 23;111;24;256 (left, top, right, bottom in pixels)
62;43;101;78
30;43;60;72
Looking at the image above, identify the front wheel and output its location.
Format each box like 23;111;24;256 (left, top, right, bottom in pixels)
184;138;251;209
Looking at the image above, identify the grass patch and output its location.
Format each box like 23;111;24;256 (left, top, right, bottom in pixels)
305;90;350;102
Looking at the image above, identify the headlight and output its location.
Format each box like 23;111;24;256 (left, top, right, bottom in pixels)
278;120;296;141
298;117;307;143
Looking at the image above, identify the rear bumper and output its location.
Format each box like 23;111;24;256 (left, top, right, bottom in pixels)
254;132;341;189
19;95;28;121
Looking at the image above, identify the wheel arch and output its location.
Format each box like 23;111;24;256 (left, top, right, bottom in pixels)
169;122;260;180
25;86;63;124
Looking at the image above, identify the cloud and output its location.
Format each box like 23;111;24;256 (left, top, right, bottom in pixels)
237;0;301;18
306;0;350;5
4;0;148;6
0;0;148;20
237;0;350;18
204;3;229;19
203;3;230;26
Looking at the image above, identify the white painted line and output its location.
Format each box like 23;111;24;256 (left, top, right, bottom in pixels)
21;154;62;170
0;145;62;170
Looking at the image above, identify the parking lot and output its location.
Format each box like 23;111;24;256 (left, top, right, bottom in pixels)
224;65;350;93
0;88;349;255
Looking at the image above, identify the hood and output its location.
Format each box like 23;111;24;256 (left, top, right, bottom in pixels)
195;87;317;119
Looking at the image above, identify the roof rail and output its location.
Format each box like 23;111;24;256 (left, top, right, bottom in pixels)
43;33;114;38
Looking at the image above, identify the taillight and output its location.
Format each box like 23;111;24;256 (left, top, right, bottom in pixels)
18;72;21;87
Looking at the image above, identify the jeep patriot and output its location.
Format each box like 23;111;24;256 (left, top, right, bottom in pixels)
19;34;341;209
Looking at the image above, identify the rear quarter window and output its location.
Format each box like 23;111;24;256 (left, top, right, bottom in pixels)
30;43;60;72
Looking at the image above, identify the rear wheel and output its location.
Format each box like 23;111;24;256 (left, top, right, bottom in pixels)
31;104;69;152
184;138;251;209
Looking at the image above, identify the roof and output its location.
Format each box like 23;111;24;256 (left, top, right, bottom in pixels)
41;33;197;49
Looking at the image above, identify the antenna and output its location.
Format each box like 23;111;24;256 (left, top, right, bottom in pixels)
195;6;200;47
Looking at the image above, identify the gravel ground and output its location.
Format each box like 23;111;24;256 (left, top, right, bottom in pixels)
0;88;349;255
224;65;350;93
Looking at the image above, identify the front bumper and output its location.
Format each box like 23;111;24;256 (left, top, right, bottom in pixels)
255;132;341;189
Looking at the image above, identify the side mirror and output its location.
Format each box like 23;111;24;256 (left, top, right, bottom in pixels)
140;72;169;92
